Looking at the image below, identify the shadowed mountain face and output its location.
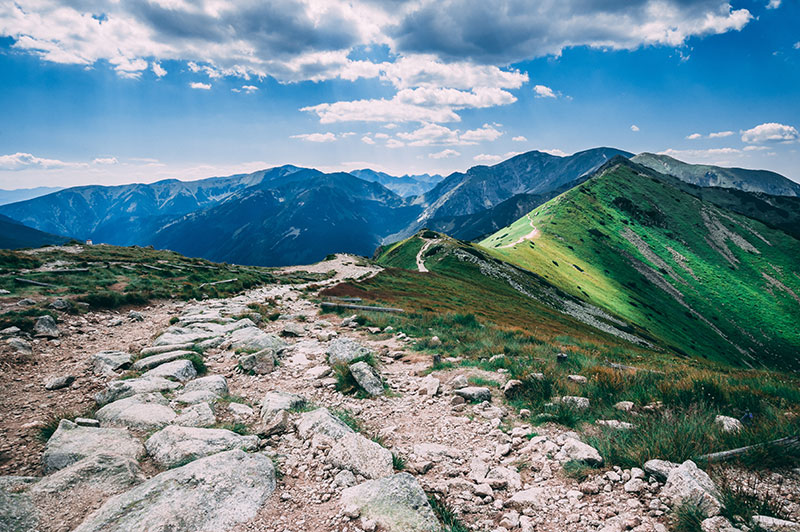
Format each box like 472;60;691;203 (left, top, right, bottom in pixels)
0;215;70;249
481;158;800;371
348;169;443;197
632;153;800;197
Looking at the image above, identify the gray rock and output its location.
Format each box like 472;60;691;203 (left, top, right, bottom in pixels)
643;459;679;482
258;410;290;437
144;426;259;468
661;460;722;516
228;402;254;419
327;338;374;365
0;477;38;531
349;361;384;396
44;375;75;390
95;377;181;406
141;359;197;382
172;390;220;405
0;288;10;295
508;487;548;509
714;415;743;433
701;516;744;532
557;396;590;409
328;433;393;479
334;469;357;488
140;343;194;357
228;327;286;353
1;326;21;335
596;419;635;430
296;408;354;441
72;450;275;532
6;337;32;355
750;516;800;532
450;375;468;389
174;402;216;428
454;386;491;403
49;298;69;311
304;365;331;380
17;298;35;306
75;418;100;427
614;401;635;412
556;437;603;465
91;350;132;376
503;379;523;398
182;375;228;396
280;323;305;337
95;393;177;430
340;473;442;532
259;391;305;420
485;465;522;490
32;453;144;495
43;419;145;474
567;374;587;384
131;350;196;371
34;315;59;338
418;375;440;396
127;311;144;321
238;348;276;374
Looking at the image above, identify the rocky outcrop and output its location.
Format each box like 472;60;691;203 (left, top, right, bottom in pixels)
349;361;384;396
31;453;144;495
327;338;373;365
296;408;354;441
661;460;722;516
144;425;259;468
328;433;393;479
341;473;443;532
260;391;305;419
95;377;181;406
95;393;177;430
141;359;197;382
72;450;276;532
43;420;145;474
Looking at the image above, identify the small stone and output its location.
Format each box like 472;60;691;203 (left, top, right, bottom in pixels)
567;375;587;384
714;415;743;433
74;418;100;427
614;401;635;412
454;386;491;403
429;336;442;347
503;379;523;399
45;375;75;390
128;311;144;321
34;315;60;338
750;516;800;532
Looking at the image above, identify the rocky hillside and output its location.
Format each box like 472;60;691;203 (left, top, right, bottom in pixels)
0;250;798;532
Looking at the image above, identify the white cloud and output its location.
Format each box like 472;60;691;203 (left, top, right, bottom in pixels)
396;122;503;146
0;152;82;171
302;99;461;124
474;153;504;164
429;149;460;159
374;133;390;139
541;148;568;157
152;62;167;78
766;0;781;9
232;85;258;94
512;136;527;142
709;130;734;138
743;145;769;151
386;139;405;149
533;84;556;98
361;136;375;145
290;132;338;142
382;124;398;130
460;123;503;142
795;42;800;50
92;157;118;165
631;125;640;132
190;82;211;90
686;133;702;140
740;122;799;143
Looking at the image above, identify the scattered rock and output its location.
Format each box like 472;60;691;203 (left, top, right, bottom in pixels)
130;350;196;371
71;450;276;532
328;433;393;479
229;327;286;353
701;516;744;532
182;375;228;396
259;391;305;419
91;350;132;376
49;298;69;311
556;396;590;409
145;425;259;468
567;374;587;384
508;487;548;509
454;386;491;403
340;473;443;532
305;365;331;380
128;310;144;321
140;343;195;357
259;409;290;437
174;402;216;428
44;375;75;390
327;338;374;365
75;418;100;427
238;348;276;374
614;401;635;412
643;459;679;482
349;361;384;396
661;460;722;516
503;379;523;398
556;437;604;465
296;408;354;441
280;323;305;337
43;419;145;474
6;337;32;355
141;359;197;382
418;375;440;396
596;419;635;430
95;377;181;406
34;315;59;338
429;336;442;347
228;402;254;419
750;516;800;532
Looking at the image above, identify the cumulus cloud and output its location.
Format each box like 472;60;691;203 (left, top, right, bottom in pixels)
190;82;211;90
740;122;799;143
533;85;556;98
233;85;259;94
290;132;338;142
541;148;568;157
512;136;528;142
152;62;167;78
361;136;376;145
686;133;702;140
795;42;800;50
709;130;734;138
395;123;502;146
92;157;118;165
474;153;504;164
460;123;503;142
631;125;640;132
386;139;405;149
766;0;781;9
429;149;460;159
0;152;82;171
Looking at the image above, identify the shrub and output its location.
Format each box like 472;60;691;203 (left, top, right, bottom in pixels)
182;353;207;375
427;494;469;532
716;473;788;523
671;500;706;532
392;453;406;471
562;459;594;481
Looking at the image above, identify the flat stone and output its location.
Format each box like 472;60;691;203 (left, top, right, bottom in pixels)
6;337;32;355
258;410;290;437
140;343;195;357
228;402;254;419
556;437;604;465
141;359;197;382
131;350;196;371
614;401;635;412
304;365;331;380
145;425;259;468
259;391;305;420
327;338;374;365
596;419;635;430
296;408;354;441
43;419;145;474
341;473;442;532
418;375;440;396
91;350;132;376
34;315;59;338
44;375;75;390
238;348;277;374
328;433;393;479
349;361;384;396
557;396;590;409
508;487;548;509
643;459;679;482
174;402;216;428
182;375;228;396
280;323;305;337
32;453;144;495
750;516;800;532
72;450;275;532
228;327;286;353
0;477;38;531
567;375;587;384
95;393;177;430
172;390;220;405
454;386;491;403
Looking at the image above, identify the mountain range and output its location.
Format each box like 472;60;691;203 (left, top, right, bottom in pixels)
1;149;798;267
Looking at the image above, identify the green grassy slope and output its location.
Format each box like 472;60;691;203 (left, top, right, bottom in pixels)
481;159;800;371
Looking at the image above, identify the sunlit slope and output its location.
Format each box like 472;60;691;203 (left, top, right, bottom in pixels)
481;159;800;370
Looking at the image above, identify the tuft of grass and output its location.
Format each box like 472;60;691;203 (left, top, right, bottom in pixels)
541;401;586;429
182;353;207;375
331;408;363;433
427;494;469;532
562;459;595;482
467;376;501;388
392;452;406;471
214;422;249;435
670;500;706;532
716;473;788;522
169;316;179;325
36;408;95;442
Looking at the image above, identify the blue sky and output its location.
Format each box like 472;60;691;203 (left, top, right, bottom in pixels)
0;0;798;189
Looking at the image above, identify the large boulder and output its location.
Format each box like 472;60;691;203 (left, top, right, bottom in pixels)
95;393;177;430
349;361;384;396
643;459;679;482
259;391;305;420
181;375;228;396
454;387;491;403
91;350;132;376
0;477;38;532
140;343;194;356
555;437;604;466
328;433;393;479
141;359;197;382
72;450;276;532
327;338;373;365
750;516;800;532
131;350;196;371
95;377;181;406
340;473;443;532
238;348;276;375
508;487;548;509
661;460;722;516
145;425;259;468
31;453;144;495
34;315;59;338
228;327;285;353
296;408;354;441
43;420;145;474
174;402;216;428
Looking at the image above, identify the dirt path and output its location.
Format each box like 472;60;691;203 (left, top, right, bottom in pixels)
501;214;539;248
416;238;439;273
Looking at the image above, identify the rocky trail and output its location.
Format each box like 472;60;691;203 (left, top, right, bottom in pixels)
501;214;539;249
1;254;798;532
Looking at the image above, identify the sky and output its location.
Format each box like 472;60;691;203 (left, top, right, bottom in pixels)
0;0;798;189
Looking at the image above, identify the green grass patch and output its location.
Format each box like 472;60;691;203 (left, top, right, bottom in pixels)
670;500;706;532
562;459;596;482
427;494;469;532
